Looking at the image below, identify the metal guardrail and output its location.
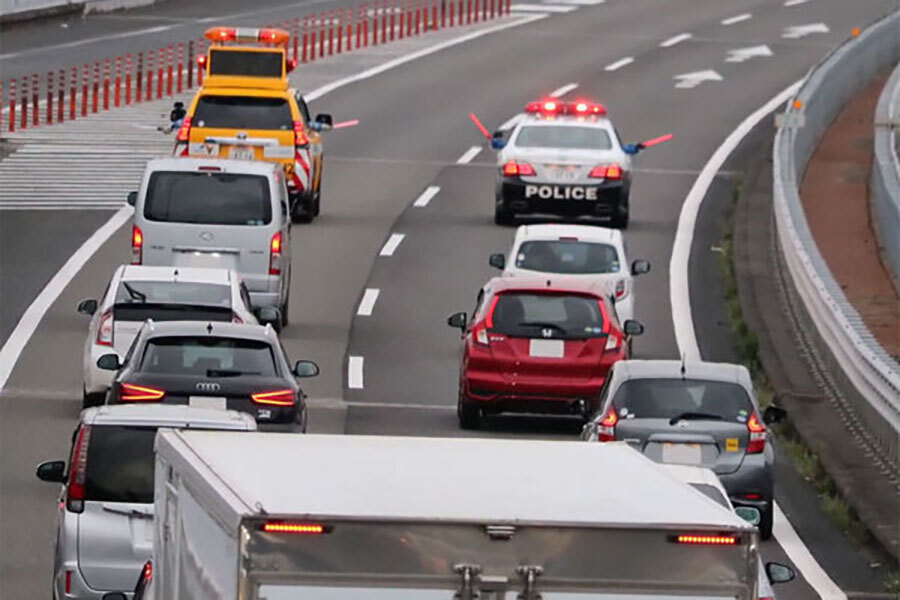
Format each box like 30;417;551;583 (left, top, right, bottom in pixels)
772;11;900;465
872;60;900;287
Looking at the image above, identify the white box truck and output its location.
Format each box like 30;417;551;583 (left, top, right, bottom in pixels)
145;431;766;600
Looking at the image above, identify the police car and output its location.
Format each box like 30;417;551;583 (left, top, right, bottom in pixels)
493;99;640;228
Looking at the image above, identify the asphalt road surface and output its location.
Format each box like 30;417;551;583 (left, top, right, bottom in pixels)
2;0;898;597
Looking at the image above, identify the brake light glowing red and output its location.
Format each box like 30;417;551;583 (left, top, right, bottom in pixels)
269;231;282;275
746;412;766;454
142;560;152;582
293;121;309;147
66;425;91;512
251;389;295;406
175;116;192;142
743;492;762;500
96;309;113;347
65;570;72;593
596;405;618;441
502;160;535;177
588;163;623;180
197;55;207;68
131;225;143;265
263;521;327;534
120;383;165;402
675;534;738;545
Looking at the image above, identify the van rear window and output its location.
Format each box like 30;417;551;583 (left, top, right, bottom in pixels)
144;171;272;225
193;95;292;130
84;426;157;504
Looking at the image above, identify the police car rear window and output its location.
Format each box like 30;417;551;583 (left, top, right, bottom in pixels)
144;171;272;226
514;126;613;150
209;49;282;77
516;241;620;274
193;96;293;130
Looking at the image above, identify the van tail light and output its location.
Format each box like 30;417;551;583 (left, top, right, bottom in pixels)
588;163;623;180
614;279;626;299
502;160;535;177
596;405;618;441
66;425;91;513
175;116;192;143
293;121;309;147
746;412;766;453
120;383;165;402
96;309;113;347
269;231;282;275
251;389;295;406
131;225;143;265
65;570;72;593
673;534;738;545
604;332;620;351
742;492;762;500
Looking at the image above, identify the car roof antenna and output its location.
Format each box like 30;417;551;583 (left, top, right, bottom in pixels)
206;322;213;334
680;353;687;380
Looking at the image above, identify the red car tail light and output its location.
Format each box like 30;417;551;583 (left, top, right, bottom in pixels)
746;412;766;453
604;332;620;351
269;231;282;275
96;309;113;347
293;120;310;147
120;383;165;402
588;163;623;180
596;405;618;441
502;160;535;177
251;389;295;406
66;425;91;513
131;225;143;265
472;324;490;347
175;116;192;142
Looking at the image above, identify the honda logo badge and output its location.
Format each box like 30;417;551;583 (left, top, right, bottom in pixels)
541;328;553;338
196;382;221;392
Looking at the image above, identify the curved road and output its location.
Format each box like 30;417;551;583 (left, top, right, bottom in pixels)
2;0;896;597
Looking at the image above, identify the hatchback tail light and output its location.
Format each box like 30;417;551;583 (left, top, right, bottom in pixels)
614;279;626;299
596;405;618;441
251;389;295;406
66;425;91;513
175;116;192;143
588;163;623;180
269;231;282;275
293;120;309;147
502;160;535;177
473;325;489;347
604;332;620;351
131;225;143;265
96;309;113;347
746;412;766;453
120;383;165;402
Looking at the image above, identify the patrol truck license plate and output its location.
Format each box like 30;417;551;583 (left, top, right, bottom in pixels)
189;396;227;410
229;146;254;161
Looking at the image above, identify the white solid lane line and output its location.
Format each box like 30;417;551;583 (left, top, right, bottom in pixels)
457;146;483;164
379;233;406;256
670;79;850;599
510;3;577;12
413;185;441;207
721;13;752;25
356;289;381;316
604;57;634;72
348;356;364;389
550;83;579;97
660;33;692;48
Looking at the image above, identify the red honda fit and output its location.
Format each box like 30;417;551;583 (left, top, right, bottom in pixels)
447;277;643;429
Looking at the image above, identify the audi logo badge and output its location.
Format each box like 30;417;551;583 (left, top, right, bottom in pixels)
196;382;221;392
541;328;553;338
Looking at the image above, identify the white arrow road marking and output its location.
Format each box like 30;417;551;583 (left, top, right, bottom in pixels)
784;0;810;6
550;83;579;97
673;70;723;89
725;45;774;63
660;33;692;48
605;57;634;72
721;13;752;25
782;23;829;38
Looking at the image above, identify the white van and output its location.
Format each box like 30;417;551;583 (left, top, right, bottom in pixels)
128;158;292;325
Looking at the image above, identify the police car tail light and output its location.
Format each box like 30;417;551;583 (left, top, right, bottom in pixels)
746;411;766;454
252;389;295;406
502;160;535;177
269;231;282;275
588;163;623;180
293;121;310;147
131;225;143;265
121;383;166;402
96;309;114;347
175;116;192;143
66;425;91;513
596;405;618;441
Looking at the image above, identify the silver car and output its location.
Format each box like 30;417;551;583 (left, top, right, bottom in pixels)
581;359;786;539
35;404;256;599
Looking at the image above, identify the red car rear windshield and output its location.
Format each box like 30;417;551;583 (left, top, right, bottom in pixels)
489;293;606;339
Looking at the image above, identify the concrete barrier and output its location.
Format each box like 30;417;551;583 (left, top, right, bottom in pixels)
872;61;900;287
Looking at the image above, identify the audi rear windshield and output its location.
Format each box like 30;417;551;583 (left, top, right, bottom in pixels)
140;336;277;376
143;171;271;225
489;293;606;339
208;49;283;78
516;241;621;274
611;379;753;422
84;426;157;503
514;126;613;150
193;95;293;130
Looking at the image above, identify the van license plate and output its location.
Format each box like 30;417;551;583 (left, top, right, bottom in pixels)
229;146;254;161
189;396;227;410
662;443;702;465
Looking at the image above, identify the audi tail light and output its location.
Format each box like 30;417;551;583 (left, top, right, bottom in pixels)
269;231;282;275
502;160;536;177
120;383;165;402
251;389;295;406
66;425;91;513
596;405;618;441
131;225;143;265
746;412;766;454
96;309;113;347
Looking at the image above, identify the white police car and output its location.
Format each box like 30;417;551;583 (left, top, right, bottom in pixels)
493;100;640;228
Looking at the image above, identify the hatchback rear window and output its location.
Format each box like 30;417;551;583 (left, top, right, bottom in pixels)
208;49;283;78
193;95;293;130
516;241;620;274
489;293;605;339
612;379;753;422
140;336;277;377
514;125;613;150
84;426;156;504
144;171;271;226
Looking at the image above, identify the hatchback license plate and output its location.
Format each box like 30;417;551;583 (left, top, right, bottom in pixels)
661;443;702;465
189;396;227;410
228;146;254;161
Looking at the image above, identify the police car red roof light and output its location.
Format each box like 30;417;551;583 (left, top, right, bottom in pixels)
524;99;606;116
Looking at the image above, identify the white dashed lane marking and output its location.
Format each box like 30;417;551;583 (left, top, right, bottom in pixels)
660;33;692;48
456;146;483;164
721;13;752;25
379;233;406;256
605;57;634;71
356;289;381;316
413;185;441;207
549;83;579;97
348;356;364;389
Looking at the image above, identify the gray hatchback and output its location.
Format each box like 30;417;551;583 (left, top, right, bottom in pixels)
581;359;786;539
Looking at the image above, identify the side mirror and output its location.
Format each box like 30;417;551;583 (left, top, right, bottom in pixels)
488;253;505;269
293;360;319;378
35;460;66;483
96;354;121;371
622;143;642;155
490;135;507;150
126;191;138;206
102;594;127;600
734;506;761;526
765;562;796;584
630;259;651;276
447;312;467;331
763;405;787;425
254;306;282;330
315;113;334;129
77;298;98;316
623;319;644;337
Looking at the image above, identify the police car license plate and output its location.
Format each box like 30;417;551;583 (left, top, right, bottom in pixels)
189;396;227;410
546;165;580;181
228;146;254;161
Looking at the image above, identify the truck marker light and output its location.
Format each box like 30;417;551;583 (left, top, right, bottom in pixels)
263;522;328;534
674;534;738;545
